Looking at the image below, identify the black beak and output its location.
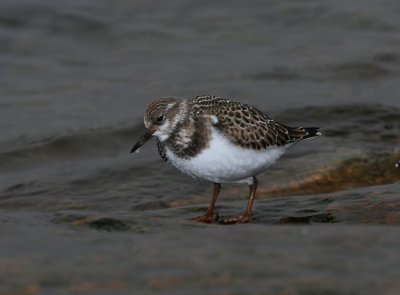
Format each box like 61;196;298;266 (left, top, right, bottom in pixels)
130;130;153;153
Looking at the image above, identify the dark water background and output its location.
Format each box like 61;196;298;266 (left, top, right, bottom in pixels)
1;0;400;294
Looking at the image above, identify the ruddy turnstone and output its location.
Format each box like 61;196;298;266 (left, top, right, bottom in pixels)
131;95;321;224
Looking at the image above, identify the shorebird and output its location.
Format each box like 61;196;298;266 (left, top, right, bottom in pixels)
131;95;320;224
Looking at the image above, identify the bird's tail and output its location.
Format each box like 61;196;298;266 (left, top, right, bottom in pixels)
303;127;321;139
287;126;321;141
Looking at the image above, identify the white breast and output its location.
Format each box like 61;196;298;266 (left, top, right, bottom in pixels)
165;128;289;184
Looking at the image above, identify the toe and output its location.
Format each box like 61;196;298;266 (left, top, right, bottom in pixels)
191;212;219;223
219;214;252;224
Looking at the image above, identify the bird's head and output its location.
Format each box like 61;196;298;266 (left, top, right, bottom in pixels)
130;97;184;153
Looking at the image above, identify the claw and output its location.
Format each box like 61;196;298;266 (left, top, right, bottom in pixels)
219;214;252;224
191;211;219;223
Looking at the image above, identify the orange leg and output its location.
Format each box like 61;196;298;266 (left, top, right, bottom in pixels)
191;183;221;223
220;177;258;224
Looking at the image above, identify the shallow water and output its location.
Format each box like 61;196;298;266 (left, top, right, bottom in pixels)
2;184;400;295
1;0;400;294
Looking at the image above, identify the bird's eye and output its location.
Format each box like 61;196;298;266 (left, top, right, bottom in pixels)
155;115;164;123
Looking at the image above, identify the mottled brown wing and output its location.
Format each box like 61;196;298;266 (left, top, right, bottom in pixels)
190;96;311;150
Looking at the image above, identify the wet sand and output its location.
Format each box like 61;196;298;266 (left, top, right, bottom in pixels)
1;183;400;295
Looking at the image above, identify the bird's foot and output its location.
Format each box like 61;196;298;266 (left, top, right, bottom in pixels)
219;214;252;224
191;211;219;223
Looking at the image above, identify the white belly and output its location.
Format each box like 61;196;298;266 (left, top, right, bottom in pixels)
165;128;288;184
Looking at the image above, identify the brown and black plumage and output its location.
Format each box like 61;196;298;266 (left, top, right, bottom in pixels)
190;95;319;150
131;95;321;224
